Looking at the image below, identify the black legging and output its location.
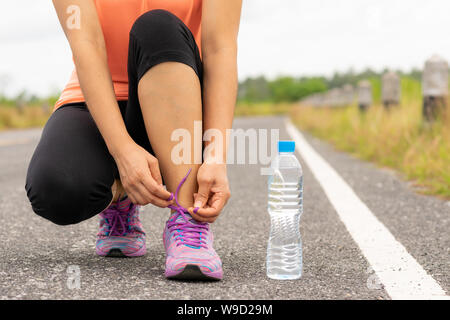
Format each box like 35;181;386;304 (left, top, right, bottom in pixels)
25;9;202;225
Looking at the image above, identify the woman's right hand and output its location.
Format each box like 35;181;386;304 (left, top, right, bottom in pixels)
111;139;173;207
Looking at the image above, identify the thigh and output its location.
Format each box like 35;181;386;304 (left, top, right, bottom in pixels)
25;104;117;225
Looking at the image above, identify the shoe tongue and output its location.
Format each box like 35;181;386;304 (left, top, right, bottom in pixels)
173;211;192;223
117;197;132;211
173;212;208;230
100;197;134;220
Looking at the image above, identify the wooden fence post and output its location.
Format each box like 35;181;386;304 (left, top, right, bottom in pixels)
41;101;51;113
15;98;25;114
358;80;372;111
342;84;354;106
382;71;400;109
422;55;448;121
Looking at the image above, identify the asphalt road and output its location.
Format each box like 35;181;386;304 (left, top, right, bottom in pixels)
0;116;448;299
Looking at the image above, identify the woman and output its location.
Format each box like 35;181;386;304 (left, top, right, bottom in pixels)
25;0;242;281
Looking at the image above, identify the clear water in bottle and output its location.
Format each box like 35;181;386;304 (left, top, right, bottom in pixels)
267;140;303;280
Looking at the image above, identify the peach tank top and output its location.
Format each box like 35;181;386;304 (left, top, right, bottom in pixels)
54;0;202;110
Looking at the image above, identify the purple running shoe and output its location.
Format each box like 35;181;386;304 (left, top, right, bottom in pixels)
164;169;223;281
96;197;146;257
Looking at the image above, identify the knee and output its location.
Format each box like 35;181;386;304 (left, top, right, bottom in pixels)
26;162;87;226
133;9;179;30
130;9;186;44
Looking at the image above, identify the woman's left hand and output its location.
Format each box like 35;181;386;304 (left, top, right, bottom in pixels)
188;163;231;223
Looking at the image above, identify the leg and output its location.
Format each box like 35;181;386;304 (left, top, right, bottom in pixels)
124;10;223;280
25;104;117;225
125;10;203;209
139;63;202;208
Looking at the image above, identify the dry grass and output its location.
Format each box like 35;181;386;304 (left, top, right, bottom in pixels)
1;101;289;129
291;98;450;199
235;102;292;116
0;105;51;130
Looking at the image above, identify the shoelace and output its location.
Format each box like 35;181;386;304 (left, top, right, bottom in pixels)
103;198;134;237
167;169;209;249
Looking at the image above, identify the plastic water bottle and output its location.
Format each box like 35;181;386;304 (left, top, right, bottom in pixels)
266;140;303;280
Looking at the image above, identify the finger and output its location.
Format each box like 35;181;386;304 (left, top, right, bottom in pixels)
126;192;138;205
191;215;217;223
141;172;173;201
129;189;147;206
188;200;219;221
125;181;151;206
147;155;163;186
149;195;172;208
187;208;218;223
140;183;172;208
134;182;171;207
194;179;212;209
192;194;227;217
206;195;215;207
121;183;138;204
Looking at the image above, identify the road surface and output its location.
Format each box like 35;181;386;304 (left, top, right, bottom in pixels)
0;117;448;299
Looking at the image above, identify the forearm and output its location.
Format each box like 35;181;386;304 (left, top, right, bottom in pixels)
73;41;132;157
202;47;238;163
52;0;132;157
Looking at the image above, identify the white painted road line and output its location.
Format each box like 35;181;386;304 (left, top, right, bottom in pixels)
286;119;449;300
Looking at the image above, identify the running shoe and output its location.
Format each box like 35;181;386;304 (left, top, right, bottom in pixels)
96;197;146;257
164;169;223;280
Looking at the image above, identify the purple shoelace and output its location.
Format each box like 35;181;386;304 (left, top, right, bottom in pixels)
103;199;134;236
167;169;209;249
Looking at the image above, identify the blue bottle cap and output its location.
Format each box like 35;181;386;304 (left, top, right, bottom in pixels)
278;141;295;153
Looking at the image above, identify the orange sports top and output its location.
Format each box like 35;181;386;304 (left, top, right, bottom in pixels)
54;0;202;110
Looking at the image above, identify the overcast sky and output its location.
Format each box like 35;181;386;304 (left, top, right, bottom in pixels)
1;0;450;97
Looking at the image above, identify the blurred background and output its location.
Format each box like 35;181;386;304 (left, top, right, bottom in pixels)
1;0;449;197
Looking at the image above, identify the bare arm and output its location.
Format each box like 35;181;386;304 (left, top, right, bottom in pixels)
53;0;129;156
201;0;242;162
52;0;171;206
189;0;242;222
